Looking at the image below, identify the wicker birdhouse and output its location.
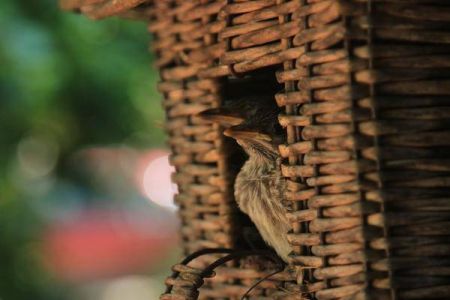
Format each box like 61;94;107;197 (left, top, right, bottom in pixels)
61;1;450;299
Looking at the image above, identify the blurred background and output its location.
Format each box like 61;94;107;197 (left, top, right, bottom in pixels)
0;1;180;299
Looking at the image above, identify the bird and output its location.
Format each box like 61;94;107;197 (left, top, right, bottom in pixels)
197;95;275;128
199;99;292;263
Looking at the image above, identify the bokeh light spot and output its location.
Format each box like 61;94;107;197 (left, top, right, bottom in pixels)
142;154;177;210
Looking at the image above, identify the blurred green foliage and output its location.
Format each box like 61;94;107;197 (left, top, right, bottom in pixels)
0;0;164;299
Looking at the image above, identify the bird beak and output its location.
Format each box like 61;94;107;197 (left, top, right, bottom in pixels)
197;108;244;126
224;128;272;141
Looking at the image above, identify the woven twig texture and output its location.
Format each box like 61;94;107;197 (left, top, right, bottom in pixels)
61;0;450;299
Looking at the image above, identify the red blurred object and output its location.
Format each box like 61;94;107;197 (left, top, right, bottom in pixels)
42;209;178;282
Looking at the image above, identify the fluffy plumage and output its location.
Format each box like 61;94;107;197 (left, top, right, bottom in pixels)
199;101;292;262
225;109;291;262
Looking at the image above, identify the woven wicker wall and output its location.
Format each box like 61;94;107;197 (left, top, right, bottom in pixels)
61;1;450;299
149;1;251;297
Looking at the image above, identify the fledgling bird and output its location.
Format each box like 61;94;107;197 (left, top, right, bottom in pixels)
226;111;291;262
197;95;276;128
199;101;292;262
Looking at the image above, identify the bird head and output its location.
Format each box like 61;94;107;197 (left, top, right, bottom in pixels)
197;96;284;160
197;95;278;127
223;108;284;160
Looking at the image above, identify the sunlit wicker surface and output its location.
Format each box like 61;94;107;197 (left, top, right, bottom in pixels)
61;0;450;299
